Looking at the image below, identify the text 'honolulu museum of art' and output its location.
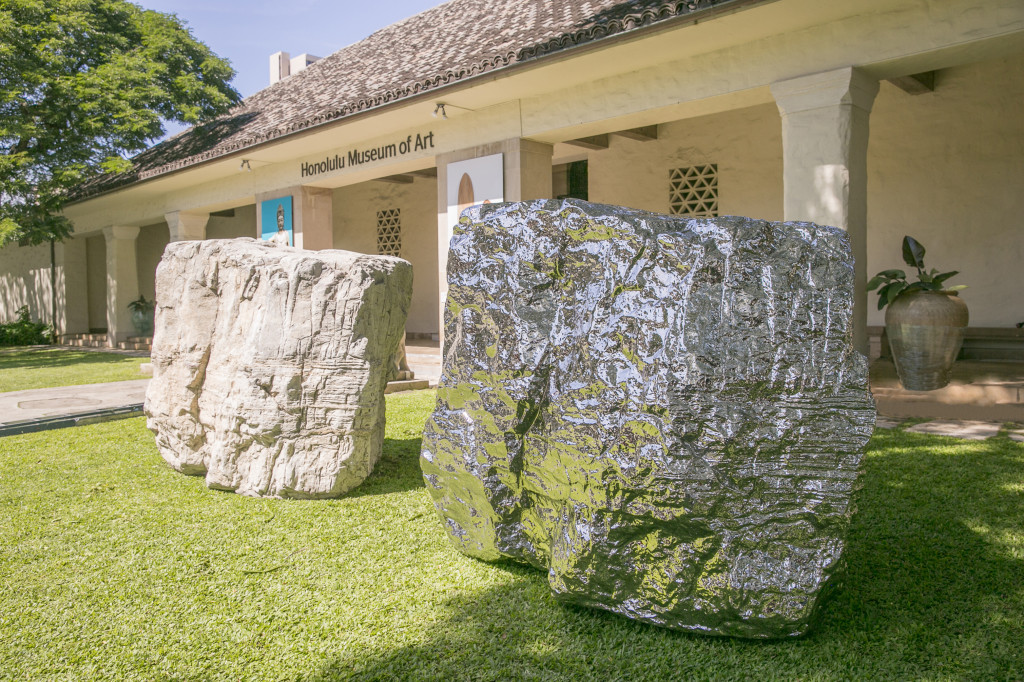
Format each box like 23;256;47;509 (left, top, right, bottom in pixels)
145;238;411;499
421;199;875;638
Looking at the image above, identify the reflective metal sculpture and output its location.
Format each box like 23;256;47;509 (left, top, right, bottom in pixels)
421;200;875;638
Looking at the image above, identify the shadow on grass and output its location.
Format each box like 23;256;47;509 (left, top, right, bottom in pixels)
311;431;1024;680
0;348;140;371
345;437;426;499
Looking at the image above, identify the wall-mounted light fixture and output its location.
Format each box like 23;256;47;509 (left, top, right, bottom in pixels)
433;102;475;120
240;159;252;172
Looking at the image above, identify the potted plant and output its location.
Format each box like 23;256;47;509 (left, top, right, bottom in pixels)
867;236;967;391
127;295;155;336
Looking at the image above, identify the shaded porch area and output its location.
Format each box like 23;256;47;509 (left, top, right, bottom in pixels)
872;359;1024;423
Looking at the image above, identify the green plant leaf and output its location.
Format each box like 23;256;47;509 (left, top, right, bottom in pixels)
946;284;968;291
867;270;906;291
876;281;903;309
886;281;908;305
902;236;926;270
933;270;959;285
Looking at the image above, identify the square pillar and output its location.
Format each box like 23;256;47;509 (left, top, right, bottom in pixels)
55;237;89;337
103;225;140;347
436;138;554;340
256;186;334;250
771;67;879;355
165;210;209;242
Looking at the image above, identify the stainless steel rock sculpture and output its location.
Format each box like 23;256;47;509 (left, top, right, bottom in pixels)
421;199;875;638
146;238;411;499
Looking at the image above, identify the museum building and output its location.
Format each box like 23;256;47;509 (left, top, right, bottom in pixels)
1;0;1022;353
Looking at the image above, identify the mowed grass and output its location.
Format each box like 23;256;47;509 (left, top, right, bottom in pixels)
0;347;148;392
1;390;1022;681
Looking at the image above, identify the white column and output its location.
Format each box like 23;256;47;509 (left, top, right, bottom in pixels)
436;138;554;340
165;210;209;242
103;225;140;347
771;67;879;355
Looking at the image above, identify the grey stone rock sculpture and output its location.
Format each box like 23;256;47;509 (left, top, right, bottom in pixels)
421;200;875;638
146;238;411;498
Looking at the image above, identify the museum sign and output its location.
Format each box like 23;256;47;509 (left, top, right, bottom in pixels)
300;130;436;178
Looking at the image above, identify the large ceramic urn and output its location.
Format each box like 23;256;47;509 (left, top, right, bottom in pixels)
885;290;969;391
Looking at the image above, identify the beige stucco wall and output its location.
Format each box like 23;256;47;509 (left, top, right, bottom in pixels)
0;242;52;326
588;103;783;221
332;177;439;336
136;223;170;301
85;236;105;330
207;204;258;240
866;51;1024;328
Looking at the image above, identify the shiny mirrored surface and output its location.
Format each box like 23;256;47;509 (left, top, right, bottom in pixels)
421;200;875;638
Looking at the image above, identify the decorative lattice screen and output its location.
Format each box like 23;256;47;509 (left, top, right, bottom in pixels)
669;164;718;217
376;208;401;257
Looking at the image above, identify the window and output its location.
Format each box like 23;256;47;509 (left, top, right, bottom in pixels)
376;208;401;257
669;164;718;217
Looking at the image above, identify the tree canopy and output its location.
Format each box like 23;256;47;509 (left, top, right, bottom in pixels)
0;0;240;245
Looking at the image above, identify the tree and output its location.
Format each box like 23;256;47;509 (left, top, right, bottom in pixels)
0;0;240;333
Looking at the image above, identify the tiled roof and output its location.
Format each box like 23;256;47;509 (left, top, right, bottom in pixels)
76;0;764;200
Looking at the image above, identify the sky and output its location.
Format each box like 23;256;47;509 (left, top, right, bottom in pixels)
136;0;445;137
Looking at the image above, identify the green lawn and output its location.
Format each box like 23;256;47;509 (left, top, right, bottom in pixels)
1;390;1022;681
0;347;148;392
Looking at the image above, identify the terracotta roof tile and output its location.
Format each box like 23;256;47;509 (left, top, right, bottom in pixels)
75;0;763;199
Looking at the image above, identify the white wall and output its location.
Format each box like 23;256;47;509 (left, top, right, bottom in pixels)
588;103;783;221
207;205;258;240
866;51;1024;328
332;177;439;336
137;223;170;302
0;241;52;327
85;236;105;331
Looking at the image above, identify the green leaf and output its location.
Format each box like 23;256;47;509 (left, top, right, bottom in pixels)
902;236;926;269
933;271;959;285
876;281;905;309
886;281;908;305
867;270;906;291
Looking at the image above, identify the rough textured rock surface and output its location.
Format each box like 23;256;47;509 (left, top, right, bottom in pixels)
421;200;875;638
146;238;411;499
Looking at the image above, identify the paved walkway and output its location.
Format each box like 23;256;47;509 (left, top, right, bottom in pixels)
0;341;443;436
1;375;1021;442
0;379;150;436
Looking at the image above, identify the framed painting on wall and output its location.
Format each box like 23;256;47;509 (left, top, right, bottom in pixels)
260;196;294;247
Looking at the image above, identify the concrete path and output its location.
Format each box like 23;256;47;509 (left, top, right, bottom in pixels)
0;379;150;436
0;373;1020;442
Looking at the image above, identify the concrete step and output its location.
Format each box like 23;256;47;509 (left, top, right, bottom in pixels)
117;341;152;352
61;333;108;345
384;378;431;394
61;338;108;349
